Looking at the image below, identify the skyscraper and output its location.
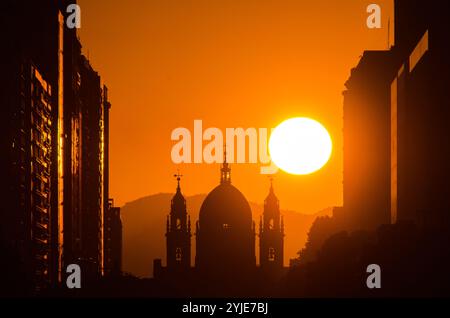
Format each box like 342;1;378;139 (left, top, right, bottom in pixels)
0;0;114;292
0;0;65;291
153;164;289;296
343;0;450;230
390;1;450;227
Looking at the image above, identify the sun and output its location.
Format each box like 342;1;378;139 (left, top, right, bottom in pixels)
269;117;332;175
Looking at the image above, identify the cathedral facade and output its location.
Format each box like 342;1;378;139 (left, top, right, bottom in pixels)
153;155;286;295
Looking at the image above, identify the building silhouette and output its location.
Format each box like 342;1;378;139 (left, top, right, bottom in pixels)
390;1;450;227
0;59;54;291
342;0;450;231
154;150;286;295
1;0;66;292
0;0;118;293
343;51;397;231
259;178;284;277
78;55;109;280
166;173;192;274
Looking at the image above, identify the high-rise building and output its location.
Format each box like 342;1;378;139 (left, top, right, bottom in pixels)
394;0;430;56
343;0;450;230
195;152;256;279
342;51;397;231
390;2;450;227
103;86;112;267
78;55;108;280
0;59;54;291
166;174;192;273
0;0;65;291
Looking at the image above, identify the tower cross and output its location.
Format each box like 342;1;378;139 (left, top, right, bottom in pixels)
174;169;183;189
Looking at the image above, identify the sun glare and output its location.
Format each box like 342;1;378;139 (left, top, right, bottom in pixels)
269;117;332;175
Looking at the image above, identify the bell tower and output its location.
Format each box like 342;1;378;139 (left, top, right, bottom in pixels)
166;171;191;272
259;178;284;272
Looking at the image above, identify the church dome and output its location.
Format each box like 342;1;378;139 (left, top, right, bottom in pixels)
199;183;252;230
195;146;256;276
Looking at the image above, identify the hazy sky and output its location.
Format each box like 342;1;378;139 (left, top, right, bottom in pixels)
79;0;393;213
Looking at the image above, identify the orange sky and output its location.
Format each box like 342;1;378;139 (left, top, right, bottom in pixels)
79;0;393;213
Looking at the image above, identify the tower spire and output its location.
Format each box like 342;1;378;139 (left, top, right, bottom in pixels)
220;143;231;184
269;176;274;194
167;169;191;270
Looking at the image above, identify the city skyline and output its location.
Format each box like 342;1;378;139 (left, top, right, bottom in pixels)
2;0;450;300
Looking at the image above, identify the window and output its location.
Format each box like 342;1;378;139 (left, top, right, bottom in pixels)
223;223;230;229
268;248;275;261
269;219;274;230
175;248;182;261
176;218;181;229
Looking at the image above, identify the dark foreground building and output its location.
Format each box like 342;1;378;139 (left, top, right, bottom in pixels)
0;0;119;294
342;0;450;232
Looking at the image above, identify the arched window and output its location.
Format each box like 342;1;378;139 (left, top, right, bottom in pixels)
269;218;274;230
175;247;182;261
176;218;181;229
268;247;275;261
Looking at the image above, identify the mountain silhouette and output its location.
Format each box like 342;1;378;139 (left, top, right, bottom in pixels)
121;193;332;277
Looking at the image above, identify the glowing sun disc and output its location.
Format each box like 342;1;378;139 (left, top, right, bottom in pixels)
269;117;332;175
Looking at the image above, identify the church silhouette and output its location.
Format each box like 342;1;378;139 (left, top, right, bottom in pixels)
153;149;287;296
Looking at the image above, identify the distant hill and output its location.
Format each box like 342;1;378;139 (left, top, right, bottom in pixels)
121;193;332;278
